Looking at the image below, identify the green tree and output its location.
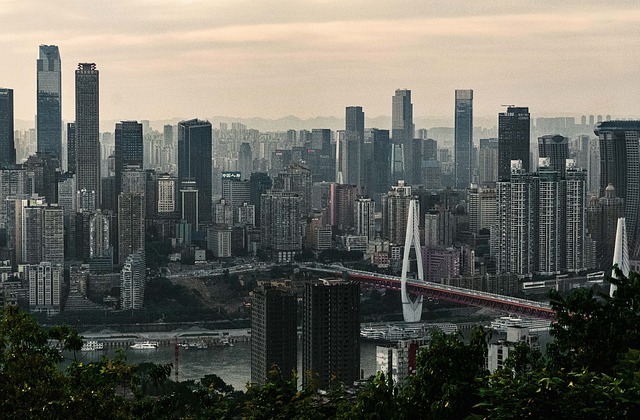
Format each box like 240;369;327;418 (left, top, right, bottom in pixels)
548;267;640;374
400;326;488;419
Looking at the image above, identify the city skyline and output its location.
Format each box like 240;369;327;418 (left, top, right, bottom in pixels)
2;1;640;121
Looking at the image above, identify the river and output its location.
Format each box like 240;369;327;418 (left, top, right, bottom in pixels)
75;339;379;391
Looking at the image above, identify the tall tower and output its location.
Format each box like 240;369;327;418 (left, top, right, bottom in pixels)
259;190;302;263
118;192;145;265
178;119;212;224
368;128;391;199
75;63;100;209
538;135;569;179
302;278;360;389
238;142;253;180
250;282;297;386
392;89;414;183
454;89;473;189
400;198;424;322
0;88;16;167
595;121;640;258
115;121;143;196
498;106;530;181
37;45;62;160
344;106;365;188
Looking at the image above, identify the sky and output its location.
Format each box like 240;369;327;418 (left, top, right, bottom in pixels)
2;0;640;123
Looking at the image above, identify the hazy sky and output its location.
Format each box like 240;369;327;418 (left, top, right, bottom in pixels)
2;0;640;122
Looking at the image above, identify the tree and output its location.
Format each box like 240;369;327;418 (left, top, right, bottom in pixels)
400;326;488;419
547;267;640;374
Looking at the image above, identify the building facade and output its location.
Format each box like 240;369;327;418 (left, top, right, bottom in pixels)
454;89;473;189
302;279;360;389
36;45;62;159
75;63;100;209
251;282;297;385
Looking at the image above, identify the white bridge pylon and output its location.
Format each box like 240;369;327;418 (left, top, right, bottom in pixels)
400;198;424;322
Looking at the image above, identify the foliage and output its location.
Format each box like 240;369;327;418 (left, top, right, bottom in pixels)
547;266;640;374
400;326;489;419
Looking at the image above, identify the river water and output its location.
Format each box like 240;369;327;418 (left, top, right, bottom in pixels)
76;340;379;391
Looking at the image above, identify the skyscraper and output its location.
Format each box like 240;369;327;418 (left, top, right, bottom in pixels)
498;106;530;181
382;181;417;244
343;106;365;188
538;135;569;179
302;278;360;389
178;119;212;224
251;281;297;386
121;251;145;310
238;142;253;180
260;190;302;262
392;89;414;183
75;63;100;209
66;122;76;172
36;45;62;160
354;196;376;240
367;128;391;199
454;89;473;189
478;138;499;186
595;121;640;258
0;88;16;167
118;192;145;265
115;121;143;196
27;262;62;316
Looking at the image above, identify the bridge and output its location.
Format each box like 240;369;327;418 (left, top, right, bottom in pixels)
304;264;555;320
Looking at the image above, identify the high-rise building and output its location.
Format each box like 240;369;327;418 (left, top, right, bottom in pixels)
178;119;212;224
587;183;625;272
75;63;100;209
27;262;62;316
595;121;640;258
0;88;16;167
156;174;177;215
260;190;302;262
478;138;499;186
222;172;251;219
66;122;76;172
117;192;145;265
354;196;376;241
302;278;360;389
120;251;145;310
36;45;62;159
367;129;391;199
89;209;111;260
11;199;64;266
249;173;272;227
454;89;473;189
180;180;199;231
392;89;415;183
565;162;588;272
382;181;417;244
498;107;530;181
330;183;358;232
24;153;60;204
538;135;569;179
251;281;297;386
238;142;253;180
207;225;232;258
273;163;313;217
467;186;496;234
343;106;365;188
494;160;538;276
537;160;565;275
115;121;143;196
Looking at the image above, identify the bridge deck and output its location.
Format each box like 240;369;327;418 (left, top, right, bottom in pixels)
305;265;555;320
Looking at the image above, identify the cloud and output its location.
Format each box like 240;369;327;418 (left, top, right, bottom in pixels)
2;1;640;120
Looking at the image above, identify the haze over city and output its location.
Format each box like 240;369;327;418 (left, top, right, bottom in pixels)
2;0;640;122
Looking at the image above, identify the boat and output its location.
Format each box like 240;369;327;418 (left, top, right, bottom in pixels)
81;340;104;351
490;314;551;332
221;338;234;347
130;341;158;350
193;340;208;349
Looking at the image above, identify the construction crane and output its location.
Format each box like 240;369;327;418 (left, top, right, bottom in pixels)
174;336;179;383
